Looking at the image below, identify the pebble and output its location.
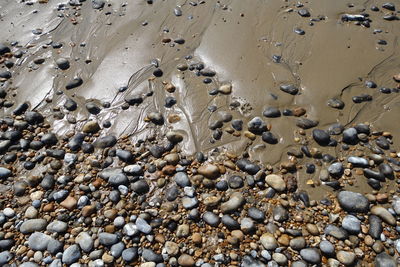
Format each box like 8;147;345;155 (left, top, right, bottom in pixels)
300;248;321;264
136;217;152;234
202;211;220;226
62;244;81;265
98;233;119;246
260;234;278;250
337;191;369;213
174;172;191;187
20;219;48;234
28;232;51;251
47;220;68;233
221;192;245;213
265;174;286;192
197;164;220;179
371;206;396;225
178;254;195;266
76;232;94;253
341;215;361;234
319;240;335;255
336;251;356;266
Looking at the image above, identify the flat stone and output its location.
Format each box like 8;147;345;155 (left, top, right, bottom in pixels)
336;251;356;266
221;192;245;213
20;219;48;234
300;248;321;264
265;174;286;192
28;232;51;251
337;191;369;213
76;232;94;253
47;220;68;233
62;244;81;265
197;164;220;179
371;206;396;225
260;233;277;250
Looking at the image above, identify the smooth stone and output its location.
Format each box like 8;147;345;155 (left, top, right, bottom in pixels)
328;162;344;177
47;220;68;233
20;219;48;234
142;248;163;263
260;234;278;250
300;248;321;264
28;232;51;251
0;251;12;265
369;215;383;239
55;58;70;70
182;197;198;209
76;232;94;253
247;117;267;134
109;173;129;187
132;180;149;195
0;167;11;179
336;251;356;266
375;252;396;267
247;207;265;222
342;128;358;144
312;129;330;146
82;121;100;133
337;191;369;213
221;192;245;213
265;174;286;192
197;164;220;179
122;247;138;262
273;205;289;222
347;156;369;167
319;240;335;255
174;172;191;187
202;212;220;227
296;118;318;129
324;225;348;240
136;217;152;234
371;206;396;225
341;215;361;234
110;242;125;258
62;244;81;265
178;254;195;267
98;233;119;246
289;237;306;250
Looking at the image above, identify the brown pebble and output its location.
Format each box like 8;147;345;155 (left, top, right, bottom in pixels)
60;196;77;210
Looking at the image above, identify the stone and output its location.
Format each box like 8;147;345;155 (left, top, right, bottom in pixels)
82;121;100;133
20;219;48;234
202;212;220;227
375;252;396;267
98;233;119;246
136;217;152;234
0;167;11;179
47;220;68;233
142;248;163;263
265;174;286;192
165;241;179;256
28;232;51;251
76;232;94;253
174;172;191;187
341;215;361;234
300;248;321;264
337;191;369;213
62;244;81;265
290;237;306;250
319;240;335;255
221;192;245;213
60;196;77;210
198;164;220;179
371;206;396;225
336;251;356;266
122;248;138;262
260;234;278;250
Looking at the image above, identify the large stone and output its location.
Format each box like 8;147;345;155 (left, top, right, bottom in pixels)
20;219;48;234
197;164;220;179
337;191;369;213
265;174;286;192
